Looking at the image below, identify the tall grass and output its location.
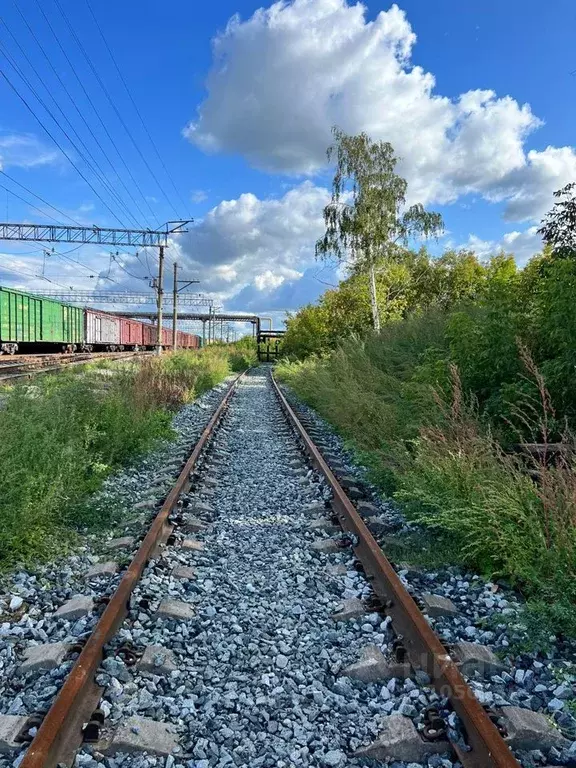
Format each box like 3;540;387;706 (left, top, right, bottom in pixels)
0;343;254;569
277;328;576;637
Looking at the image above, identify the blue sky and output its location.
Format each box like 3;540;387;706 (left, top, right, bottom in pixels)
1;0;575;323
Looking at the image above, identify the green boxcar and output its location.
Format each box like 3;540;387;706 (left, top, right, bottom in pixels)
0;286;84;352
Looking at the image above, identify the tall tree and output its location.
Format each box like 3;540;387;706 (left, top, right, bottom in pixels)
315;127;443;331
538;183;576;259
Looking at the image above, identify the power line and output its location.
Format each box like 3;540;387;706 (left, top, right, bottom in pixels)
53;0;179;220
0;259;71;289
85;0;189;217
0;170;82;226
111;252;150;282
0;21;138;227
0;177;68;225
0;261;38;280
3;5;146;227
0;66;127;227
31;0;159;225
49;246;119;284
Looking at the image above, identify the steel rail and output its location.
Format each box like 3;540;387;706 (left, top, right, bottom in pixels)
0;351;154;382
20;372;246;768
271;373;520;768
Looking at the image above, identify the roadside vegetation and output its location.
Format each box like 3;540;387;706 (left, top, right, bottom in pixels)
0;339;256;569
277;129;576;640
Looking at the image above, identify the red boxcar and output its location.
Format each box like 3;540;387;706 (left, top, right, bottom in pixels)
184;333;201;349
119;318;145;348
141;323;156;348
175;331;200;349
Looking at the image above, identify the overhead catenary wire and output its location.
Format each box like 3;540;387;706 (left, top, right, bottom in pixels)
50;247;119;284
0;23;139;228
3;3;149;227
30;0;159;226
53;0;180;221
111;252;150;282
0;66;128;227
0;260;73;289
0;177;70;225
1;241;120;286
0;170;82;226
84;0;189;217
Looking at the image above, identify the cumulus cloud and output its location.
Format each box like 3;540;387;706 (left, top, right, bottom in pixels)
184;0;575;221
464;226;543;266
176;181;329;302
0;181;328;318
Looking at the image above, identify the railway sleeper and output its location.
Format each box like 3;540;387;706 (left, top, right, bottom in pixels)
5;371;569;768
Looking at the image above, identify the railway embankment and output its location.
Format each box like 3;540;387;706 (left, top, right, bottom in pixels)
275;338;576;647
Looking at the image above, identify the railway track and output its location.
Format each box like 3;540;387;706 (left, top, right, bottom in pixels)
0;351;154;382
0;369;569;768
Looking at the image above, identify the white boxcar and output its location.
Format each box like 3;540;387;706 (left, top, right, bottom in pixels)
85;308;121;348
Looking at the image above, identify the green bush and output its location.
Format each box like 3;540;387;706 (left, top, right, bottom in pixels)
276;320;576;637
0;378;170;567
0;342;250;569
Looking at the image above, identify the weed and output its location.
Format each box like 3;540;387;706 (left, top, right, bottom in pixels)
276;334;576;639
0;342;252;569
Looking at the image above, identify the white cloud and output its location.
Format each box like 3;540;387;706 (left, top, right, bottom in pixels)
254;267;302;290
191;189;208;204
0;178;327;314
489;146;576;222
184;0;575;221
177;181;329;302
0;133;60;169
254;271;285;291
464;225;542;266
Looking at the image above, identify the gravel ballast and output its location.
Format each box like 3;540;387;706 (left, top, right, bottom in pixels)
0;379;235;753
2;368;575;768
77;369;448;768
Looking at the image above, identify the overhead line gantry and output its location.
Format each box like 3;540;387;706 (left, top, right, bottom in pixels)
0;221;188;248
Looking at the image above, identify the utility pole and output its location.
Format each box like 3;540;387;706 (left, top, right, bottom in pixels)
171;269;200;351
172;262;178;350
156;245;165;356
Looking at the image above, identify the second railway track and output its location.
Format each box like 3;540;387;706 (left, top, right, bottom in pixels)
0;368;568;768
0;351;154;382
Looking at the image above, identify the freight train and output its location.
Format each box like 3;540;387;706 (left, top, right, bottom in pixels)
0;285;201;354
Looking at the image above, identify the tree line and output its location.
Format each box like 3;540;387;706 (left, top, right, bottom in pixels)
277;131;576;639
283;129;576;438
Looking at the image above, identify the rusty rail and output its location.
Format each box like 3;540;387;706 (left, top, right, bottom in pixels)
271;373;520;768
0;351;154;383
20;372;246;768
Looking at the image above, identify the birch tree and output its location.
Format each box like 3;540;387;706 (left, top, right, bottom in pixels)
315;128;443;331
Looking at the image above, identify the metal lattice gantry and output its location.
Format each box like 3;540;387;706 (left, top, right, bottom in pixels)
0;221;190;248
29;290;214;307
